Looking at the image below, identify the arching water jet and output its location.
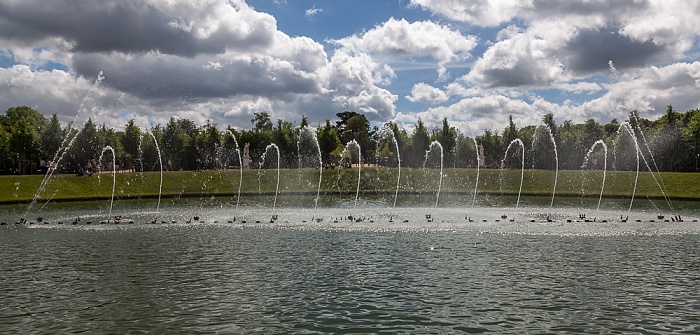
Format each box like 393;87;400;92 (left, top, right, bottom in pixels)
146;130;163;214
226;130;243;215
260;143;281;211
503;139;525;208
531;123;559;208
340;140;362;210
377;125;401;208
98;146;117;218
424;141;444;208
472;138;480;207
297;127;323;210
581;140;608;211
27;72;105;215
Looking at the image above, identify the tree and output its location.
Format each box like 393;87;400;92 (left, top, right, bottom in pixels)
68;118;100;174
0;124;10;171
252;111;273;132
337;112;373;161
335;111;362;134
41;113;65;161
652;105;684;171
121;119;142;171
200;120;222;169
476;129;502;168
501;115;521;169
163;117;186;171
272;119;296;168
502;115;518;146
684;109;700;171
4;106;48;174
317;119;341;164
410;118;430;167
436;117;457;167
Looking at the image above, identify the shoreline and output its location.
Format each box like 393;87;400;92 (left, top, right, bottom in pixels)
3;190;699;206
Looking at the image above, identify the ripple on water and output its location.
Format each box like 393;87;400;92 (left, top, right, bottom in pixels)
1;220;700;333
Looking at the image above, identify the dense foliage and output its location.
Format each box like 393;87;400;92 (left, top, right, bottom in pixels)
1;106;699;174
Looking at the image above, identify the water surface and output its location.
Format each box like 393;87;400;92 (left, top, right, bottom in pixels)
2;219;699;334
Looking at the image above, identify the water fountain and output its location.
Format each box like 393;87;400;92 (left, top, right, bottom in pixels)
376;125;401;208
260;143;281;211
581;140;608;211
26;71;105;214
225;130;243;215
531;123;559;208
146;130;164;214
98;146;117;218
502;139;525;208
1;71;694;226
471;138;480;207
297;126;323;210
423;141;444;208
338;140;362;210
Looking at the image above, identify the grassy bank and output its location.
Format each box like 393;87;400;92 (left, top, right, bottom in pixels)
2;167;699;204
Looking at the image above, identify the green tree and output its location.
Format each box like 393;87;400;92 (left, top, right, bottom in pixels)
121;119;142;171
0;124;10;171
651;105;683;171
410;118;430;167
41;113;65;161
163;117;186;171
3;106;48;174
476;129;502;167
272;119;296;168
683;109;700;171
435;117;457;167
317;119;341;164
252;111;273;132
68;118;100;174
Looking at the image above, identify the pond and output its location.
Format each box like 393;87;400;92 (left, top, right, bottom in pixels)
1;197;700;333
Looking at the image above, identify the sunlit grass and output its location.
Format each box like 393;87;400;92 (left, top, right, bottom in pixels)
1;167;699;204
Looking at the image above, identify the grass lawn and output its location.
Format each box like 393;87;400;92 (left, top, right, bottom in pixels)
2;167;699;204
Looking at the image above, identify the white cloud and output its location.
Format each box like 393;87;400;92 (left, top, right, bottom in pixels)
0;65;95;122
305;5;323;17
394;94;546;136
419;0;700;90
332;18;477;80
464;31;564;88
409;0;527;26
1;0;699;136
581;61;700;121
405;82;448;104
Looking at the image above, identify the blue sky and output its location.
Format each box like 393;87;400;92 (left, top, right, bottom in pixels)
1;0;699;135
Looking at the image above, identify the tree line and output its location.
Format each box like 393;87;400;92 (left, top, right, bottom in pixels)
2;105;699;175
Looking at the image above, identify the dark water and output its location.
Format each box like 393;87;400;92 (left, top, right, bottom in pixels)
2;224;699;334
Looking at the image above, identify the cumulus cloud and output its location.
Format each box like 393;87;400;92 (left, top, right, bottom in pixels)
0;0;401;128
405;82;448;103
332;18;477;80
409;0;526;26
394;94;546;136
0;0;277;56
0;65;94;120
1;0;698;136
464;31;564;88
418;0;700;93
395;62;700;137
582;61;700;121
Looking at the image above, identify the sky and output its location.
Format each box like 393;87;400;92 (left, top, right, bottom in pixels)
1;0;700;136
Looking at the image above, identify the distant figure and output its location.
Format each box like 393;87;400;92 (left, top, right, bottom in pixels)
242;143;251;170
